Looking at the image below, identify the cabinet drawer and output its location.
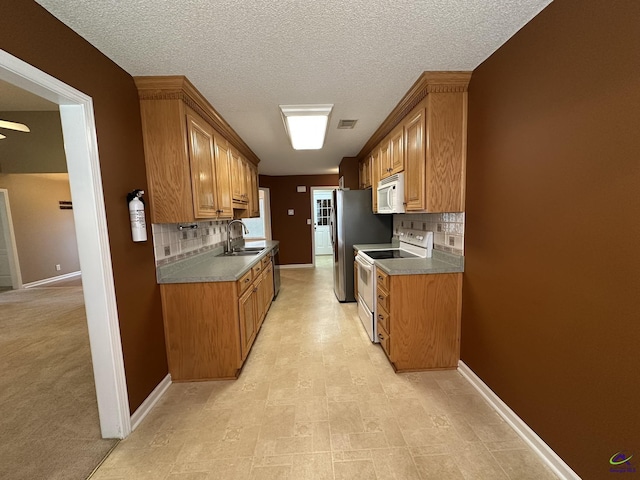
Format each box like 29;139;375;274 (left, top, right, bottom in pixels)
376;287;390;313
376;268;389;292
237;270;253;295
377;321;390;358
377;304;390;334
252;263;263;277
261;256;271;269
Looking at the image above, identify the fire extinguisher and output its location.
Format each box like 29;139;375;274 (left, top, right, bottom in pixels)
127;189;147;242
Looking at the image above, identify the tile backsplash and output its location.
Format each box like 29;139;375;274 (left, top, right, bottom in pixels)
393;212;465;256
152;220;245;266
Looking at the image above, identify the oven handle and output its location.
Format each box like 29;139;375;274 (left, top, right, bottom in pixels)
355;254;373;271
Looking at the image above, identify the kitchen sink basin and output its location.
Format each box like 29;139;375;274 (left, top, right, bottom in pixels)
219;250;262;257
236;247;265;252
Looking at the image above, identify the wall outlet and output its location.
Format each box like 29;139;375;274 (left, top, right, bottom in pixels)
55;264;61;271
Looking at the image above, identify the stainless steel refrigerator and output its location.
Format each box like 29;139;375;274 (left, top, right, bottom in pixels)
332;189;392;302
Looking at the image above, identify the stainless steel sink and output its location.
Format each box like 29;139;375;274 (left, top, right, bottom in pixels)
236;247;265;252
219;250;262;257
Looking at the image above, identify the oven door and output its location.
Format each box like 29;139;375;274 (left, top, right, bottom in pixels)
355;253;374;311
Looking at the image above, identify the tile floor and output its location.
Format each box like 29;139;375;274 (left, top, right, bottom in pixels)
91;256;559;480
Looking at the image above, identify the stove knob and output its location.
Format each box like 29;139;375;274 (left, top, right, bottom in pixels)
416;235;424;240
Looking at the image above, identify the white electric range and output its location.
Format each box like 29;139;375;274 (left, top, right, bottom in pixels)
354;228;433;342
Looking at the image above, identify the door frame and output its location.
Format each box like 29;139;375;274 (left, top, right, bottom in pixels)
0;189;22;289
0;49;131;438
309;186;337;266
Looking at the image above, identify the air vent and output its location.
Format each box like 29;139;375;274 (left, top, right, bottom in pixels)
337;119;357;129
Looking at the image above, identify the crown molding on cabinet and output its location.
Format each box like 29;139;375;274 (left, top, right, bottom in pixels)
134;76;260;167
356;71;472;161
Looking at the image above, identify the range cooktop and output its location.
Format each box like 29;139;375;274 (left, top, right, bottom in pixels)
361;249;419;259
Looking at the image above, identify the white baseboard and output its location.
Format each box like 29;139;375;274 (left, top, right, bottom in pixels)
279;264;314;269
23;270;81;288
130;374;172;432
458;361;580;480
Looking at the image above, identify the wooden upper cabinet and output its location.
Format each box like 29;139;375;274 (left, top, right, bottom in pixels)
359;155;372;189
356;72;470;214
231;148;246;204
378;140;391;180
134;76;261;223
388;125;404;175
371;150;380;212
249;163;260;218
423;92;466;212
187;112;218;218
404;104;426;211
213;134;233;218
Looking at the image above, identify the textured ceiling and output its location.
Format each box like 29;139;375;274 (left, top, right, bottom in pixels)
34;0;552;175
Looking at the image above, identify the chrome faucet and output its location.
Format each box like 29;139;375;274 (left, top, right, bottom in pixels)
226;219;249;253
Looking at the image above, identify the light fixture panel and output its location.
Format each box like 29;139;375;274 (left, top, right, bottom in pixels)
279;104;333;150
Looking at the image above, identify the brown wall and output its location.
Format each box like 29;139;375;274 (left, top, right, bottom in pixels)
260;174;339;265
0;174;80;283
0;1;167;413
338;157;359;190
463;1;640;478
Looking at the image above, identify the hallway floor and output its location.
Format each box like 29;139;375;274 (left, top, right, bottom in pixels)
92;262;558;480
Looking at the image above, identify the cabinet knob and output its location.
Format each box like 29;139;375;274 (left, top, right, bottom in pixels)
244;278;250;283
378;295;384;300
377;275;383;281
378;314;383;320
378;333;384;340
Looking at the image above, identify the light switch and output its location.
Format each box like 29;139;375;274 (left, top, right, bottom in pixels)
306;219;311;225
296;186;307;193
288;209;294;215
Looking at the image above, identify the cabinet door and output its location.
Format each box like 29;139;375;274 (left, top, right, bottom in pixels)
249;163;260;218
238;285;257;360
254;273;265;329
187;113;218;218
231;148;245;203
404;106;426;211
214;135;233;219
389;126;404;174
371;152;380;212
378;141;390;179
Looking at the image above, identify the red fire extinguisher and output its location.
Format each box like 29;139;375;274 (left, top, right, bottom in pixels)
127;189;147;242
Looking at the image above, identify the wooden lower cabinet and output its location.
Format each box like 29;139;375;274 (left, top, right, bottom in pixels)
160;257;275;381
375;267;462;371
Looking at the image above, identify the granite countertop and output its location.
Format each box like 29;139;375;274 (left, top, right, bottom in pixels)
157;240;279;284
353;243;464;275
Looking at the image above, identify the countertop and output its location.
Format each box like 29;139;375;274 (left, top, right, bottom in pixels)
157;240;279;284
353;243;464;275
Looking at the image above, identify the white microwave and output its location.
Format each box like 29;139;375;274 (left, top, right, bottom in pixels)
377;172;405;213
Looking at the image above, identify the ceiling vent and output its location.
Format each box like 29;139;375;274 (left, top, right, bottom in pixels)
337;119;357;129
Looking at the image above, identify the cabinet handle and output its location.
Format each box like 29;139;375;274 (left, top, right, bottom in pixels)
253;287;258;292
377;275;383;281
378;295;384;300
378;333;384;340
244;278;250;283
378;314;384;320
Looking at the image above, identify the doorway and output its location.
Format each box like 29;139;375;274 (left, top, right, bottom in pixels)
0;190;21;291
0;49;129;438
310;187;337;265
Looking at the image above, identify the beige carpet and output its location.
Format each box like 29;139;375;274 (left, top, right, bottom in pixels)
0;286;118;480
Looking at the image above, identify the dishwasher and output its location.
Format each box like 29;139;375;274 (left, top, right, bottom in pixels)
271;245;281;299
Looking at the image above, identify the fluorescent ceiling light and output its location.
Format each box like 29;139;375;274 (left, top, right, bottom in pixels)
279;104;333;150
